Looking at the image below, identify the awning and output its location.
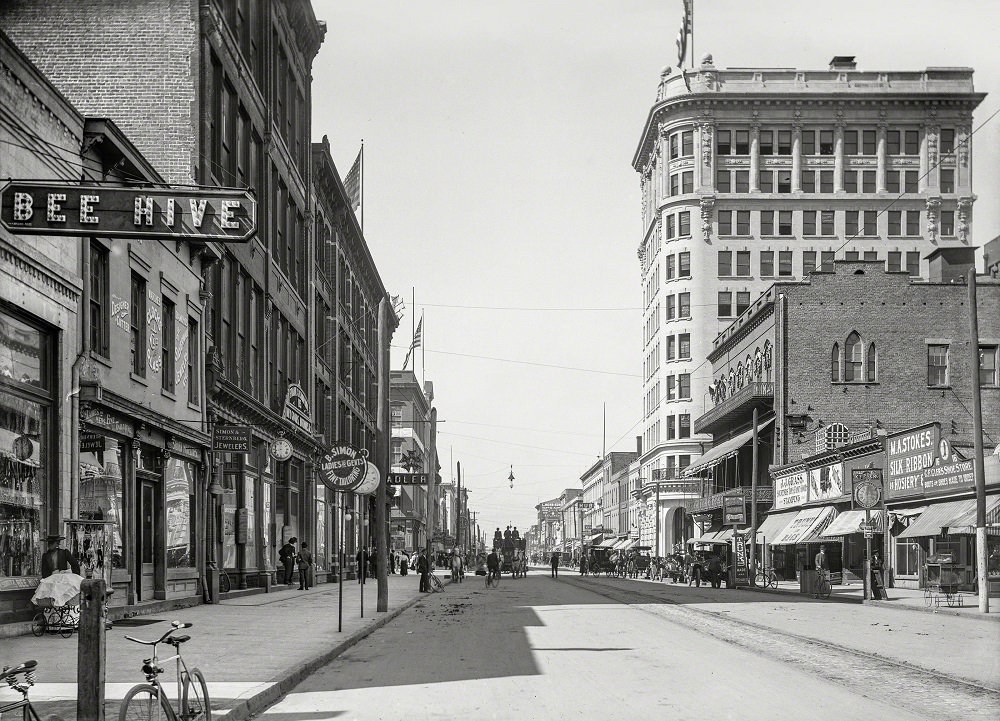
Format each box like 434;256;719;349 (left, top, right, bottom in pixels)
611;537;631;550
820;509;886;538
683;418;775;477
585;533;603;546
770;506;838;545
896;498;977;539
945;495;1000;535
688;536;730;546
756;511;798;542
597;537;619;548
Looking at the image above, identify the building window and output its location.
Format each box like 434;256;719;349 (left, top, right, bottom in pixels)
927;344;949;387
760;251;774;277
130;273;146;376
761;211;774;236
678;211;691;236
678;293;690;318
864;251;878;262
778;211;793;236
188;317;199;403
867;343;878;383
718;292;733;317
906;251;920;277
844;170;858;194
679;414;691;438
678;374;690;399
678;333;690;359
665;255;675;280
665;335;675;360
862;171;876;193
678;252;690;278
760;171;773;193
845;332;863;381
895;538;923;578
831;342;840;382
940;210;955;236
666;416;675;440
717;170;731;193
846;211;859;237
778;251;793;277
803;251;817;274
90;242;110;356
940;129;955;154
819;171;833;194
802;130;815;155
980;346;999;387
681;130;693;156
803;211;817;236
802;170;815;193
736;291;750;316
863;210;877;236
887;251;902;272
819;130;834;155
666;215;676;239
162;297;175;393
887;129;919;155
735;171;750;193
730;251;748;277
906;211;920;236
821;251;835;272
735;211;750;235
665;295;675;320
941;169;955;193
718;251;732;276
665;375;675;400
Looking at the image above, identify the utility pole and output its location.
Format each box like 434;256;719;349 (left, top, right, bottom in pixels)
425;407;438;566
375;297;389;613
749;407;759;580
654;472;661;560
968;269;989;613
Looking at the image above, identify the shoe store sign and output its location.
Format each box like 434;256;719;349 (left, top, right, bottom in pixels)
0;182;256;242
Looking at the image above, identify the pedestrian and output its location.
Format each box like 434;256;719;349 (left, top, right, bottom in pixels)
815;544;828;574
296;541;313;590
417;549;430;592
550;551;560;578
707;553;723;589
41;534;81;578
399;551;409;576
279;537;297;586
356;547;367;583
580;553;588;576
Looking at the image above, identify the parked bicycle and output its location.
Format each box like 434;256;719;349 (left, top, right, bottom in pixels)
427;570;444;593
0;659;62;721
118;621;211;721
813;569;832;600
754;566;779;589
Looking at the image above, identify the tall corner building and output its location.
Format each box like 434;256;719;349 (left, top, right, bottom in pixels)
632;55;984;492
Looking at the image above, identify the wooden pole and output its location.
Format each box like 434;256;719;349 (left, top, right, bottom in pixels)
376;297;389;612
77;578;107;721
749;407;759;580
968;269;989;613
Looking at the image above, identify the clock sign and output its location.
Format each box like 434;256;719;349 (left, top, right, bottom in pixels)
852;469;883;509
269;437;293;462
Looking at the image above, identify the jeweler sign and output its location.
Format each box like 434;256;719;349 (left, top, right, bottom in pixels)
0;182;256;242
320;444;369;492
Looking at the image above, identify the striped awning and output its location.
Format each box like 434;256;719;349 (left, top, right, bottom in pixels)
683;418;774;477
597;536;619;548
756;511;798;543
945;495;1000;535
820;509;886;538
770;506;838;545
896;498;977;539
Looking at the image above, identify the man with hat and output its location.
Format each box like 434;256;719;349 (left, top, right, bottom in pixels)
41;533;80;578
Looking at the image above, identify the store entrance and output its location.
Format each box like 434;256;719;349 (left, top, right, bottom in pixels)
136;480;159;601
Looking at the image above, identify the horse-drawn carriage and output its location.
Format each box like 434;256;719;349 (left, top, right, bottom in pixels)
587;546;616;576
494;538;527;578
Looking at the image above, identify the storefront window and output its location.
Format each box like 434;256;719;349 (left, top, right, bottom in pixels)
894;537;922;577
79;435;125;568
165;458;195;568
222;472;238;569
262;481;274;569
316;483;327;571
0;309;52;583
244;479;256;568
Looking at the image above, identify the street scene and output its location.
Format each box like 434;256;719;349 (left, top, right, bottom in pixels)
1;0;1000;719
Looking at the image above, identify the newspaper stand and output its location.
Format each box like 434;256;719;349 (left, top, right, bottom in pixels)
923;552;964;608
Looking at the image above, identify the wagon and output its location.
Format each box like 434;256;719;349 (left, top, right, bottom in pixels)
923;554;964;608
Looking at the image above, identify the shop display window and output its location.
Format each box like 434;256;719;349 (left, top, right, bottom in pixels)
79;436;125;568
165;458;196;568
0;309;53;583
316;498;326;572
244;479;256;567
222;472;238;569
894;537;922;578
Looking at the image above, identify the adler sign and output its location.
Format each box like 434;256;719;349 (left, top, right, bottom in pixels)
0;182;256;242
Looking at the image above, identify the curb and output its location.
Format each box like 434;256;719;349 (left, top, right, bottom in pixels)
863;597;1000;622
219;578;450;721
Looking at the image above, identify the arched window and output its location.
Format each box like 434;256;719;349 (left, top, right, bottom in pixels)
867;343;877;382
831;343;840;382
845;332;863;381
824;423;851;450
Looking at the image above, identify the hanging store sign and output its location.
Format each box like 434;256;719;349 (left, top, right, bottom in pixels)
723;491;747;525
212;426;252;453
320;444;369;492
387;472;429;485
886;423;938;499
281;382;312;434
851;469;883;509
0;182;256;242
732;532;750;586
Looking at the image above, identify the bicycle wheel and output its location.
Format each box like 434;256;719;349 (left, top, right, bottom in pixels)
924;587;934;607
818;579;831;600
31;612;46;637
182;667;212;721
767;572;778;589
429;573;443;592
218;571;231;594
753;571;766;588
119;684;168;721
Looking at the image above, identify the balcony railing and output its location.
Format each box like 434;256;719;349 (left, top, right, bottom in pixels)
689;486;775;513
694;381;774;435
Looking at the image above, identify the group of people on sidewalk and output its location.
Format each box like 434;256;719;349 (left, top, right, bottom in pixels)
278;537;314;590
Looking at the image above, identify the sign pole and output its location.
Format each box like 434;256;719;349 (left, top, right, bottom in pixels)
338;492;344;632
968;269;989;614
749;407;759;580
360;495;365;618
864;507;872;601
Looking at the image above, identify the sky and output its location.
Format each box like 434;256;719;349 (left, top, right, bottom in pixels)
310;0;1000;539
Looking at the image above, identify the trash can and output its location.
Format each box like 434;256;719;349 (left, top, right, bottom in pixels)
799;569;818;595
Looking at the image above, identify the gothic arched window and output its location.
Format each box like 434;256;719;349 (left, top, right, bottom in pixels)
845;332;863;381
867;343;877;382
831;342;840;382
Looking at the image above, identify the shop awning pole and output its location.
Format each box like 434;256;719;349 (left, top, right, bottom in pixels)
968;269;989;614
749;407;759;580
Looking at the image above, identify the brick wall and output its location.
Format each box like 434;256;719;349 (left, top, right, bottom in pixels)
0;0;200;185
782;261;1000;460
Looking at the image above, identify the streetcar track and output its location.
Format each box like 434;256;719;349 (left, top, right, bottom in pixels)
563;575;999;721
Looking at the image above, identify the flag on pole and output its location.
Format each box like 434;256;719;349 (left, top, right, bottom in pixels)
403;315;423;370
344;146;362;212
676;0;692;69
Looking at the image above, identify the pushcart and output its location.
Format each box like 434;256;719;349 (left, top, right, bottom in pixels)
923;553;964;608
31;595;81;638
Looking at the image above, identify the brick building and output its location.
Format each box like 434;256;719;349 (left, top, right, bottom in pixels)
631;54;985;533
689;250;999;591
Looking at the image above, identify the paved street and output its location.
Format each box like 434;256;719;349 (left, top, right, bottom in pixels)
257;572;1000;721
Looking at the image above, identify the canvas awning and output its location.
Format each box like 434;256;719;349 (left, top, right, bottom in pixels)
770;506;838;545
820;509;886;538
683;418;775;477
896;498;977;539
688;536;730;546
585;533;604;546
598;537;619;548
945;495;1000;535
755;511;798;542
611;537;630;550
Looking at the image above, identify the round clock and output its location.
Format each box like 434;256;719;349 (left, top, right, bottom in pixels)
854;480;881;509
270;438;293;462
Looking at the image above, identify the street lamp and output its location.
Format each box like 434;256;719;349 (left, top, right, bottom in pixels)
508;465;515;490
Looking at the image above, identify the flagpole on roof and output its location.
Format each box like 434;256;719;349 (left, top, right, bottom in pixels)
421;310;426;387
360;139;364;233
689;0;694;69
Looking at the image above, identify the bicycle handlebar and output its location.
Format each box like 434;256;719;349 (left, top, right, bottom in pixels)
124;621;193;646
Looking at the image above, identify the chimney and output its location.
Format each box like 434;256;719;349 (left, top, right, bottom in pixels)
829;56;857;71
636;435;642;455
925;246;977;283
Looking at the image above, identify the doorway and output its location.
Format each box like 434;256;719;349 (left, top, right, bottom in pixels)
136;480;159;601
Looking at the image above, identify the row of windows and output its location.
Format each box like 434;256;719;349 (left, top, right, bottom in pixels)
927;344;999;388
717;127;932;156
715;169;948;195
716;249;921;280
831;334;878;383
716;209;952;238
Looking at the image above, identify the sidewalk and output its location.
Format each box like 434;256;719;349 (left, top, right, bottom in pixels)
0;570;453;720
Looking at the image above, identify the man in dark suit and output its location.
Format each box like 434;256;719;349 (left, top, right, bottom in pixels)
279;537;296;586
416;549;430;592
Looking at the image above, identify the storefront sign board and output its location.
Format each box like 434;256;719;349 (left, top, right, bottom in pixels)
774;471;808;510
281;382;312;434
387;472;428;485
922;458;975;497
886;423;939;500
81;408;133;437
212;426;252;453
808;462;844;502
723;491;747;525
732;532;750;586
0;182;256;242
80;431;105;453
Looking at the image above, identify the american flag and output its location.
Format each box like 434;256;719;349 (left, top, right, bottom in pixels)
344;147;362;212
676;0;692;69
403;316;423;370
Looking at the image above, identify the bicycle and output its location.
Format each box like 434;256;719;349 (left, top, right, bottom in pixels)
485;568;500;589
0;659;62;721
754;566;779;589
813;569;832;600
427;570;444;593
118;621;211;721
